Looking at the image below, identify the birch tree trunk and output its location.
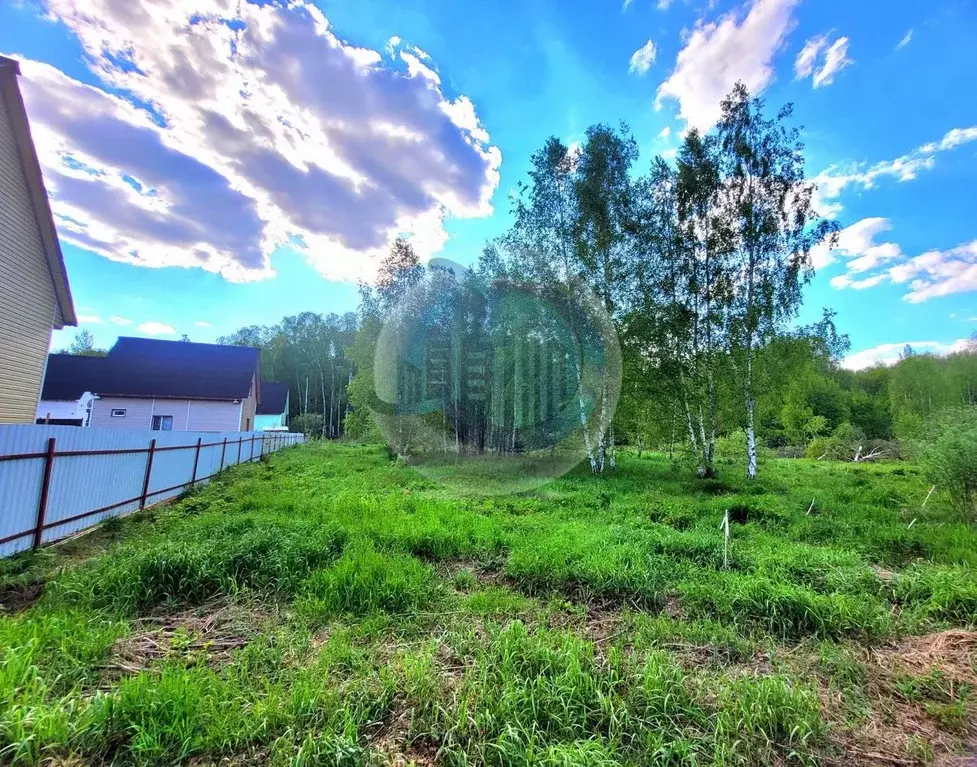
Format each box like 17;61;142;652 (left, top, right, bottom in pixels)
744;337;757;479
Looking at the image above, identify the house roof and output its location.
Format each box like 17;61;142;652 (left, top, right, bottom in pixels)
97;338;261;400
40;354;108;401
256;382;289;415
0;56;76;328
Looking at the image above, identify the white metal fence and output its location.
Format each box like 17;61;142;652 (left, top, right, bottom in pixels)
0;425;304;558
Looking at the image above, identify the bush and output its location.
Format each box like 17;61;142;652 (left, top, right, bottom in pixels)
290;413;324;438
715;429;774;466
804;421;865;461
919;407;977;518
342;409;380;442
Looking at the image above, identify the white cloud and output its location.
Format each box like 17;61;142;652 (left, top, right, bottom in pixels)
795;32;852;88
920;126;977;153
656;0;799;131
194;321;213;328
818;218;977;304
890;240;977;303
110;316;133;326
812;125;977;217
810;217;902;270
658;126;671;139
13;0;501;284
77;313;103;324
137;322;177;337
629;40;657;75
622;0;634;9
794;33;826;79
812;37;852;87
896;29;913;50
843;339;971;371
657;0;673;9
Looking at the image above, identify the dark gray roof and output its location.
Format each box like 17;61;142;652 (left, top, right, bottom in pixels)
40;354;108;400
256;382;289;415
99;337;260;400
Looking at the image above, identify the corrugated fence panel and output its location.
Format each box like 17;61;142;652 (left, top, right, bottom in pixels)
42;429;150;545
0;426;303;557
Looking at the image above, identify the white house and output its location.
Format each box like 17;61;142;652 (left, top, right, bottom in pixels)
41;337;263;432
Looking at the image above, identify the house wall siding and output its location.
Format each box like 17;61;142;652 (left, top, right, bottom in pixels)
187;399;241;432
254;413;286;430
0;81;57;424
239;374;257;431
90;396;243;432
89;397;156;430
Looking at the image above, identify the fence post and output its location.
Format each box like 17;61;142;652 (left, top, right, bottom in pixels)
140;438;157;510
237;436;242;465
32;437;56;549
220;437;227;471
250;434;255;462
191;437;202;485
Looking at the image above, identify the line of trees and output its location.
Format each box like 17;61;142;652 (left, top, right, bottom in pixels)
468;83;835;478
210;81;976;484
218;312;357;439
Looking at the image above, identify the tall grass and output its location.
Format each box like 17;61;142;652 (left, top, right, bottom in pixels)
0;442;973;764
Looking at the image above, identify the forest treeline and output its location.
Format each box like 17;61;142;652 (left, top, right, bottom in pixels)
208;83;977;482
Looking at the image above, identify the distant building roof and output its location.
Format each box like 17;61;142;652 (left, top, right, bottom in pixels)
0;56;76;328
256;381;289;415
40;354;108;400
100;337;260;400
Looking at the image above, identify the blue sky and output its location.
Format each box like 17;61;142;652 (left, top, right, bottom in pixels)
2;0;975;368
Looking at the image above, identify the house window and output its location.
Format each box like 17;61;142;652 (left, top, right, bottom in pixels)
111;408;127;417
152;415;173;431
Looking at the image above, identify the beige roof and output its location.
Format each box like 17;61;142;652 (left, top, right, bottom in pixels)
0;55;76;328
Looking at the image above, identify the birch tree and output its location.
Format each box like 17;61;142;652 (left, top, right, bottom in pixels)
716;83;837;478
573;124;637;471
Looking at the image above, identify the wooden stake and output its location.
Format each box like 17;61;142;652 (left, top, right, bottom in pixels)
721;510;730;570
921;485;936;509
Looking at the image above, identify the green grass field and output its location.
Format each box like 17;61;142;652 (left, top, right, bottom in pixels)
1;442;975;766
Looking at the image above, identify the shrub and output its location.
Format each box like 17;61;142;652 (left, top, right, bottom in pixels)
919;407;977;518
290;413;324;438
715;429;774;466
805;421;866;461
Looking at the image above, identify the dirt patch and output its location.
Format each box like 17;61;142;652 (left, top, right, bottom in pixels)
370;696;439;766
437;560;508;589
826;631;977;767
874;630;977;687
103;600;265;681
0;581;43;614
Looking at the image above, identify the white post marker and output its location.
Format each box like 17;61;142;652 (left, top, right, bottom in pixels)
922;485;936;509
807;498;815;515
721;509;730;570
